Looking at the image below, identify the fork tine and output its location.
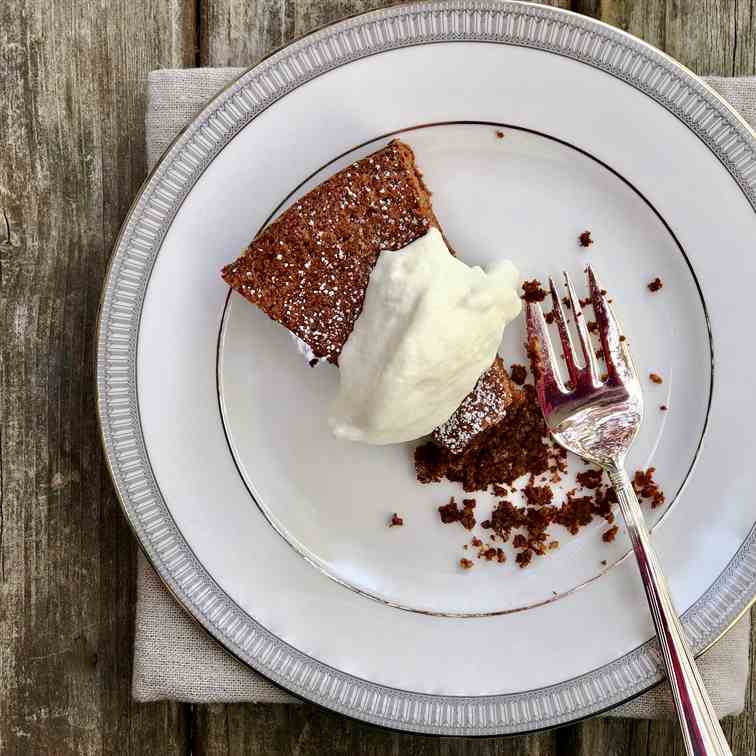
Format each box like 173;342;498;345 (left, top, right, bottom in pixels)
525;302;566;408
563;272;600;382
587;265;634;382
548;277;579;385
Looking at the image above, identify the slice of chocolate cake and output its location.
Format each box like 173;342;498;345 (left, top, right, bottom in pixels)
432;356;517;454
222;140;441;364
222;140;517;452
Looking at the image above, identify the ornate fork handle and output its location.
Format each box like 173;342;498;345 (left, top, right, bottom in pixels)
607;467;732;756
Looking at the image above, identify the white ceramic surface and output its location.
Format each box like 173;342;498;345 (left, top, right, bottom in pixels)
98;2;756;735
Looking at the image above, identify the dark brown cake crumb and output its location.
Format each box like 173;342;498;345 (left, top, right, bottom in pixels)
492;484;509;497
660;404;668;411
438;498;460;524
438;497;477;529
510;364;528;386
649;372;663;384
619;335;626;342
602;525;619;543
495;130;505;139
648;277;663;292
556;493;594;535
587;320;598;333
576;468;604;489
522;279;547;303
526;336;544;383
579;230;593;247
544;310;555;325
601;559;607;566
388;513;404;527
471;536;482;548
308;358;319;368
516;550;533;568
633;468;665;508
523;484;553;507
460;558;474;570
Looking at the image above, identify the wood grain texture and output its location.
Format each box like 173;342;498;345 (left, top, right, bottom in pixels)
0;0;194;754
191;702;559;756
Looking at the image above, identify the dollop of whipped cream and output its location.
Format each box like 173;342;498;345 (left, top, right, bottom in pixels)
328;228;522;445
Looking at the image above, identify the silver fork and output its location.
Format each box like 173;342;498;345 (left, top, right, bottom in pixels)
526;267;731;756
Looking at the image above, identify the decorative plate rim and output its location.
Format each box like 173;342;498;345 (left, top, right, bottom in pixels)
96;0;756;735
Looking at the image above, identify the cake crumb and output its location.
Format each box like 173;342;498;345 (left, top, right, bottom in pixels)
388;513;404;527
633;468;665;508
601;559;607;566
437;497;476;529
576;468;603;489
649;372;663;384
516;550;533;568
587;321;598;333
459;558;474;570
602;525;619;542
495;130;505;139
438;498;460;523
579;230;593;247
522;279;547;303
648;277;663;292
526;336;545;382
510;364;527;386
660;404;668;411
544;311;555;325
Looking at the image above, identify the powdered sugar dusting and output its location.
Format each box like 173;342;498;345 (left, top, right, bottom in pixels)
221;141;437;364
433;357;514;453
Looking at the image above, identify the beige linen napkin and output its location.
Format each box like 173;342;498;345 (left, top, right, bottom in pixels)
133;68;754;717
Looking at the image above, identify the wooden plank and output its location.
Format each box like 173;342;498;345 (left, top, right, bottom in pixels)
201;0;572;67
191;702;559;756
0;0;194;754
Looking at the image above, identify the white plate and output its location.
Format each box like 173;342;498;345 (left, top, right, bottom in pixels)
98;1;756;735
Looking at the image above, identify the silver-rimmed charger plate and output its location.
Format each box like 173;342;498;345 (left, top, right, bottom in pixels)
98;1;756;735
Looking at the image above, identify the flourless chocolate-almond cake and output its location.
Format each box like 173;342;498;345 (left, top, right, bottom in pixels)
221;140;515;451
222;140;441;364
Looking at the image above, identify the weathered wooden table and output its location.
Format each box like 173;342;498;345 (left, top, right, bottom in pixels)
2;1;755;753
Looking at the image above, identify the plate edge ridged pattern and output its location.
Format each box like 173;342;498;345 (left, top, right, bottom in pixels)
97;0;756;735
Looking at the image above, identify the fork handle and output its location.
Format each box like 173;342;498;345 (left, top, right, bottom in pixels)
607;467;732;756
